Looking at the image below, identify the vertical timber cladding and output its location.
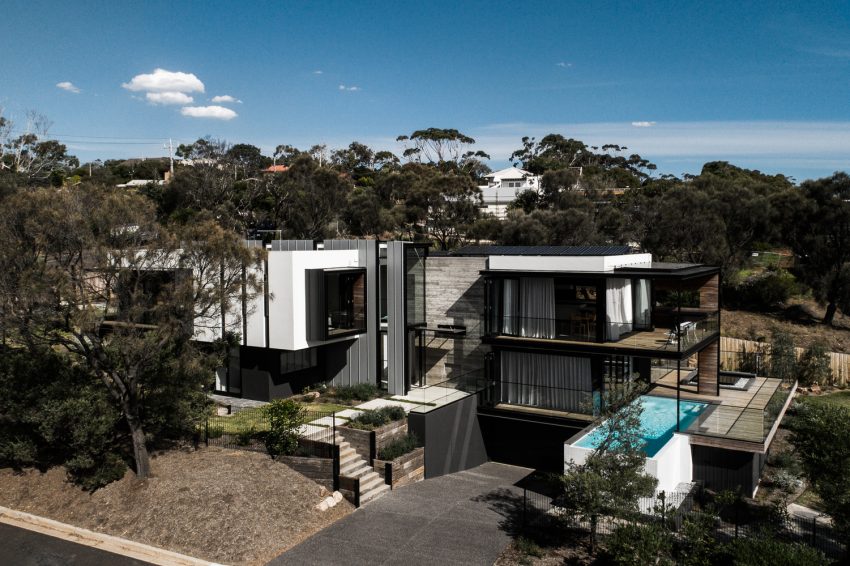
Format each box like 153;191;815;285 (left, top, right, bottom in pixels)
424;256;489;381
698;339;720;395
386;242;407;395
698;274;720;309
324;240;379;388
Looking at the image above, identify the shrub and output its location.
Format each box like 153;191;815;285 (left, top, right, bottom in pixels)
514;535;544;559
604;522;673;565
725;268;798;311
769;330;797;381
768;469;802;493
676;512;717;566
378;433;419;461
797;342;831;387
719;534;827;566
264;399;306;457
236;425;257;446
767;450;802;479
346;406;406;430
333;383;379;402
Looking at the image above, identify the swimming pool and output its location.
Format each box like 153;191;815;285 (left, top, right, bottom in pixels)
574;395;708;457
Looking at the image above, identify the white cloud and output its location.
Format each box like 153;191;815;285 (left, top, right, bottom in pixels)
146;91;194;105
631;121;657;127
211;94;242;104
180;105;237;120
313;70;323;75
122;69;205;93
56;81;80;93
338;84;360;91
556;62;573;68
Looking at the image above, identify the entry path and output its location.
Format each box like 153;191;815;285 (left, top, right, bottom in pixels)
268;462;532;566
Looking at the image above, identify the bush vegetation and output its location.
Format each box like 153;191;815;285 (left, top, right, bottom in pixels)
724;268;799;311
378;433;419;461
331;383;380;402
797;342;831;387
0;347;129;490
346;406;406;430
263;399;306;457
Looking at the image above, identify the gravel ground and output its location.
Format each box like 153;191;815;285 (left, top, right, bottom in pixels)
0;447;352;565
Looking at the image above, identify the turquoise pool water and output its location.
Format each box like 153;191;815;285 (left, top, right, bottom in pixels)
575;395;708;457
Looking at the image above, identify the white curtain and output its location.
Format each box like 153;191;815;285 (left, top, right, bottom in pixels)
519;277;556;338
606;278;633;340
634;279;651;329
500;351;592;412
502;279;519;335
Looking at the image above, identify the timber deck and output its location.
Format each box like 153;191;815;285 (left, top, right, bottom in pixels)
649;369;789;448
493;325;714;354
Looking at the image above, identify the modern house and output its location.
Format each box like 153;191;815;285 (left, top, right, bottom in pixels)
478;167;541;219
198;240;795;495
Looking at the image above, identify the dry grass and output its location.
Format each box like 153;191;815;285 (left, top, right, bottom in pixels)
722;298;850;354
0;447;352;565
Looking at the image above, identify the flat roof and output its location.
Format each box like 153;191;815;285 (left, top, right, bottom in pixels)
452;245;633;257
481;264;719;279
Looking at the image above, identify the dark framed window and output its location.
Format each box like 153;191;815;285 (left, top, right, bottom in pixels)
307;268;367;340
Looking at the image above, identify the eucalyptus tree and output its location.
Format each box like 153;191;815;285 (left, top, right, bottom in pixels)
0;184;263;478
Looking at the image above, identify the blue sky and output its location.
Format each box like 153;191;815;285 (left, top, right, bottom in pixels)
1;0;849;180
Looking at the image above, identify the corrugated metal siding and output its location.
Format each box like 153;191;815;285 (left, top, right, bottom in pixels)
270;239;314;251
324;240;379;388
387;242;407;395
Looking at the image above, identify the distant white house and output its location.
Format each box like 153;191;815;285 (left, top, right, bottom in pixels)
115;179;166;189
478;167;541;219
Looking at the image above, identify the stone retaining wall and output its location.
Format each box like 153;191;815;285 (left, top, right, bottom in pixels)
374;447;425;489
340;419;407;464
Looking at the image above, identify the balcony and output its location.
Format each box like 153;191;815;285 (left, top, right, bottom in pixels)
485;313;719;356
649;368;796;450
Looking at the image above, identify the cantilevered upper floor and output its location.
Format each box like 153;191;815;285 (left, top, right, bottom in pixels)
469;246;721;359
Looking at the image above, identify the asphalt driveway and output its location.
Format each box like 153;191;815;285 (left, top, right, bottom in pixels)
268;462;533;566
0;523;150;566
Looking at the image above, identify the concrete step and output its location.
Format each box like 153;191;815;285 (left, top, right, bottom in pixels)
360;482;390;504
358;472;383;492
340;462;372;478
339;447;358;463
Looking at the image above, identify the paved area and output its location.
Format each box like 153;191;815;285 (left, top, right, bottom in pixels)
0;523;150;566
268;462;532;566
210;393;267;411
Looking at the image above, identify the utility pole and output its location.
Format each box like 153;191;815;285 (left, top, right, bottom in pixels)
168;138;174;177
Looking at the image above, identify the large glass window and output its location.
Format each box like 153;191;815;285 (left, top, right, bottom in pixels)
325;270;367;337
554;281;597;340
405;246;426;327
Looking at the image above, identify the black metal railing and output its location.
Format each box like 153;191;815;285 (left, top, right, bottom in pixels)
486;313;719;352
203;407;339;459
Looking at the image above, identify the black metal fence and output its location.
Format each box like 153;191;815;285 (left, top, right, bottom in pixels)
521;487;845;560
203;407;339;458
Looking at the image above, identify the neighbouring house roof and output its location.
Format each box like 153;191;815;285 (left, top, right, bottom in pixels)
483;166;533;181
262;165;289;173
451;245;634;257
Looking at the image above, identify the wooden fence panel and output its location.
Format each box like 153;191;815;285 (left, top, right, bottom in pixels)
720;336;848;386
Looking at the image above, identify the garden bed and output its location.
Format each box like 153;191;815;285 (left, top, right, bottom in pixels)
0;447;352;565
338;407;408;463
374;445;424;489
